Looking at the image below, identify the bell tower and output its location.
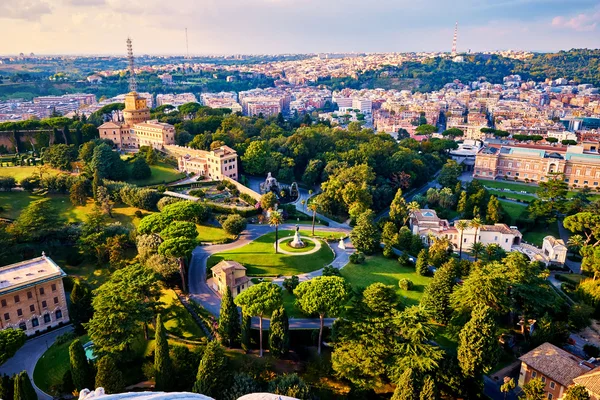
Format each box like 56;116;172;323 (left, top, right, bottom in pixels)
122;38;150;126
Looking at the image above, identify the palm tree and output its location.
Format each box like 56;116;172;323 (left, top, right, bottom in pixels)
456;220;470;260
269;211;284;253
470;217;482;247
567;234;585;253
308;202;319;236
470;242;485;261
406;201;421;225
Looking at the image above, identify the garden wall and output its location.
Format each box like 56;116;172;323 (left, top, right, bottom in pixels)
223;176;261;201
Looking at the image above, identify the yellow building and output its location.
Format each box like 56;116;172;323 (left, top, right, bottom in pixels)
0;255;70;336
123;91;150;126
165;145;239;180
210;260;251;297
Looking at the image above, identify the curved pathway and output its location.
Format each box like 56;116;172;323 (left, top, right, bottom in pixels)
187;223;352;326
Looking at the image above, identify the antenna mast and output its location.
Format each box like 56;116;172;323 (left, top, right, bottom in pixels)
185;28;190;59
451;22;458;57
126;37;137;92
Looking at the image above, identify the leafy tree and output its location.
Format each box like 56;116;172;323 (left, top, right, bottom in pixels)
458;304;499;377
193;341;229;398
457;191;468;215
391;367;416;400
0;374;14;400
283;275;299;293
0;329;26;365
242;140;272;175
221;214;247;236
158;237;197;291
438;160;463;189
160;221;197;240
295;276;349;354
564;385;591;400
154;314;174;391
13;371;36;400
362;282;398;315
9;198;63;242
350;210;380;254
105;234;128;269
521;378;546;400
69;339;94;391
161;200;209;224
43;144;77;171
0;176;16;192
469;242;485;262
500;377;516;400
95;356;125;394
235;282;282;357
96;186;114;217
442;127;464;138
389;189;409;225
138;213;170;235
486;195;502;224
222;373;260;400
416;248;429;276
218;287;241;348
269;306;289;358
269;211;284;254
415;124;437;137
267;374;311;400
70;281;94;334
131;156;152;180
170;345;202;392
260;192;277;210
145;148;158;165
420;260;456;324
90;143;127;181
69;179;89;206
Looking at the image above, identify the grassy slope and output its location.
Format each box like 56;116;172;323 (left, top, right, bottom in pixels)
126;161;185;187
0;166;61;182
208;230;335;277
340;255;432;306
159;289;205;340
499;200;527;224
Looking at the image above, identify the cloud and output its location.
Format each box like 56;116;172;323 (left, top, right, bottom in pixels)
552;8;600;31
0;0;52;20
64;0;106;6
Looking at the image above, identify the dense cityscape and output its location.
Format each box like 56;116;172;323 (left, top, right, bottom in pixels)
1;2;600;400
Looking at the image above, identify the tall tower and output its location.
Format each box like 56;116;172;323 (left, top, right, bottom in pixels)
451;22;458;57
126;37;137;93
185;28;190;59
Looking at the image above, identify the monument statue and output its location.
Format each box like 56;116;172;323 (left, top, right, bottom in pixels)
289;224;306;248
338;236;346;250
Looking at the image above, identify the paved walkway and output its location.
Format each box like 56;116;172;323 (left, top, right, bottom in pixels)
558;220;581;273
187;223;351;323
0;325;73;400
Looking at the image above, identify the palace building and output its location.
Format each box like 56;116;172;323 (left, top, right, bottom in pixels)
164;144;239;181
0;254;69;336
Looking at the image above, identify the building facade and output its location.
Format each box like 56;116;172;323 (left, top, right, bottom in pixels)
210;260;251;297
165;145;239;180
0;255;69;336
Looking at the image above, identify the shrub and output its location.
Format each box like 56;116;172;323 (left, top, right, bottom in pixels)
383;244;395;258
349;252;365;264
398;279;414;291
398;253;412;267
157;196;182;211
216;183;226;191
283;276;299;294
322;265;341;277
240;193;256;205
189;188;206;198
221;214;247;236
134;210;144;218
584;343;600;358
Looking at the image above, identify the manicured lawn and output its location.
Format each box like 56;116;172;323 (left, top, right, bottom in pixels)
197;224;233;243
126;161;185;186
34;334;89;394
207;230;335;277
490;189;535;202
0;166;61;182
62;260;112;288
280;238;317;253
475;179;538;194
159;289;205;340
282;290;307;318
499;200;527;224
522;222;560;246
340;255;432;306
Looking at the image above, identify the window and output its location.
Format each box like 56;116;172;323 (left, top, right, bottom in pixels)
53;297;59;305
19;322;26;331
39;288;45;295
55;310;62;319
550;381;555;389
27;291;32;299
17;309;22;317
541;376;546;383
575;180;579;184
43;314;51;323
548;394;553;400
41;300;47;308
51;284;56;292
584;181;589;185
32;318;39;327
1;299;6;307
29;305;35;312
14;295;19;303
3;313;9;321
532;371;537;378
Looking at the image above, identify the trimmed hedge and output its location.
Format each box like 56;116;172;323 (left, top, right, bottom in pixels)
205;202;258;217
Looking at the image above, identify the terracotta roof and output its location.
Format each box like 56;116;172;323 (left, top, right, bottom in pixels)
211;260;246;274
98;121;122;129
519;343;590;386
480;224;521;235
574;367;600;396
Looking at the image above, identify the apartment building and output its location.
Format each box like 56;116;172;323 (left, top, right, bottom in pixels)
474;144;600;188
165;144;238;181
0;255;69;336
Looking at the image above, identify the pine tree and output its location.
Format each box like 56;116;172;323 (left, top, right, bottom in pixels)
92;169;100;201
391;368;416;400
218;287;241;348
458;304;499;378
416;248;429;276
193;341;229;398
70;281;93;334
269;306;289;358
420;260;456;324
154;314;174;391
69;339;94;391
13;371;36;400
420;375;437;400
241;313;251;352
389;189;409;225
486;195;502;224
95;356;125;394
457;191;467;215
350;210;381;254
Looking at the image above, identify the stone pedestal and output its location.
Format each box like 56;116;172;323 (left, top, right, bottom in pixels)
289;231;306;248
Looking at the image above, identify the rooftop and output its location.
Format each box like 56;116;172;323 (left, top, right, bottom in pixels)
519;342;590;386
0;255;66;294
211;260;246;274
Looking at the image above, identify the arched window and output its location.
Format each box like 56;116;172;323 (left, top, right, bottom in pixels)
43;314;51;324
19;322;26;330
55;310;62;320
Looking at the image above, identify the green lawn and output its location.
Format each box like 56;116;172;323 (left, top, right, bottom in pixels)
280;238;317;253
490;189;535;202
126;161;185;186
522;222;560;246
159;289;205;340
475;179;538;193
282;290;307;318
197;224;233;243
340;255;432;306
0;166;61;182
207;230;335;277
499;200;527;224
34;334;89;394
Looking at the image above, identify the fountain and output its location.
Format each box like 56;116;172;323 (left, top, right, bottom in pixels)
288;225;306;248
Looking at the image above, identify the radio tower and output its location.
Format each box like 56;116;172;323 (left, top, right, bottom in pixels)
451;22;458;57
126;37;137;93
185;28;190;59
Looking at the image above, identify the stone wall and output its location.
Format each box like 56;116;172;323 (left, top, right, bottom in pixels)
223;176;261;201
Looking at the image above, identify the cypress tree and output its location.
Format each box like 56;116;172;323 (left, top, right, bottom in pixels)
69;339;94;391
0;374;14;400
154;314;173;391
269;306;289;358
218;287;241;348
420;375;437;400
416;248;429;276
13;371;36;400
458;304;499;378
95;356;125;394
486;195;502;224
241;312;251;353
391;368;416;400
92;169;100;201
420;260;456;324
193;341;229;398
70;281;93;335
457;191;468;215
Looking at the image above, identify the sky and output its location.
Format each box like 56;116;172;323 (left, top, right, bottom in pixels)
0;0;599;55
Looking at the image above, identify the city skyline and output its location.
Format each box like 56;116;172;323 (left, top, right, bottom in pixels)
0;0;599;55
